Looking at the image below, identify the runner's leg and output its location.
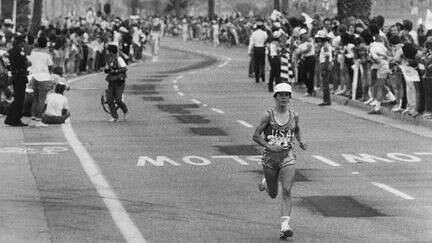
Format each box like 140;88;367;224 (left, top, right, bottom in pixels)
263;166;279;199
279;164;296;217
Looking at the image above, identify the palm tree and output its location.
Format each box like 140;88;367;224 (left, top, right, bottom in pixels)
337;0;372;21
29;0;42;37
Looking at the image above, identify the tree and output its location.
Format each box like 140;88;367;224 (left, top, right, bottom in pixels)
281;0;289;13
1;0;30;31
165;0;188;16
337;0;372;22
274;0;280;10
131;0;139;15
208;0;215;19
29;0;42;37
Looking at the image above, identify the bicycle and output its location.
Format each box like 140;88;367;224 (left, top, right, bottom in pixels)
100;89;124;114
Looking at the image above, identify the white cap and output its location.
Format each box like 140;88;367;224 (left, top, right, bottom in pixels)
273;83;292;96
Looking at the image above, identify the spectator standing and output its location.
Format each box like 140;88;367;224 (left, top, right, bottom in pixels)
248;21;268;83
296;28;316;96
267;30;282;92
28;37;54;127
4;34;30;126
316;30;333;106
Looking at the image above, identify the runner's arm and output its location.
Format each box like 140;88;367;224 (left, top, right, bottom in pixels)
293;113;307;150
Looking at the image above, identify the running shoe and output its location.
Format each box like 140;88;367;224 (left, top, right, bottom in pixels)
280;222;293;240
108;117;118;122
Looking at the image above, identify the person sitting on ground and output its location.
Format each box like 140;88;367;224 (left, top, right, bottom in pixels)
41;82;70;124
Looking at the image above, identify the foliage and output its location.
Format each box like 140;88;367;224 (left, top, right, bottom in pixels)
337;0;372;22
164;0;188;16
1;0;31;31
30;0;42;37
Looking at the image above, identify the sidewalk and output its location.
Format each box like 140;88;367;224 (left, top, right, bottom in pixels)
162;37;432;130
0;122;50;242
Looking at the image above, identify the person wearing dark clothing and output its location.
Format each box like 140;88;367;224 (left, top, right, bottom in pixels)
105;43;128;122
5;34;30;126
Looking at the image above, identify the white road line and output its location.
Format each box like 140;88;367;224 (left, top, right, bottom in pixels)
371;182;415;200
413;152;432;156
22;142;68;146
177;92;184;96
202;104;208;107
172;80;177;84
177;75;184;80
237;120;253;128
191;99;202;104
61;121;146;242
218;58;232;68
312;155;341;167
352;172;360;175
211;108;225;114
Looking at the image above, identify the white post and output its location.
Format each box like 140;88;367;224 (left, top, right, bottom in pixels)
12;0;17;33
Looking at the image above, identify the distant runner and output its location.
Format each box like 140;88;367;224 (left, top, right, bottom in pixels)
252;82;307;240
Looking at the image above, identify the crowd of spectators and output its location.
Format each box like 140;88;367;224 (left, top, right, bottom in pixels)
0;9;163;126
171;11;432;118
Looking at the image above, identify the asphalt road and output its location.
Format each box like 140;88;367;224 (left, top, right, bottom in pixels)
7;38;432;242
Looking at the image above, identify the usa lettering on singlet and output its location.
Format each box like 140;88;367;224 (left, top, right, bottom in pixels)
262;109;296;169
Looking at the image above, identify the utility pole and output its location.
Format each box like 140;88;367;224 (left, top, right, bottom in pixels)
274;0;280;10
208;0;215;19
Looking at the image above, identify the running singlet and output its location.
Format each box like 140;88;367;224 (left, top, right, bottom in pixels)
262;109;296;169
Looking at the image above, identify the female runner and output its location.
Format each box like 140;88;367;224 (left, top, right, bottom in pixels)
252;82;307;240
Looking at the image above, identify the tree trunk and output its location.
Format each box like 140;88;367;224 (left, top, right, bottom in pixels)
29;0;42;37
337;0;371;22
274;0;280;10
131;0;139;15
208;0;214;19
281;0;288;13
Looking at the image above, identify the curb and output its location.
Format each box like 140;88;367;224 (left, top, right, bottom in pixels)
293;85;432;129
162;38;432;130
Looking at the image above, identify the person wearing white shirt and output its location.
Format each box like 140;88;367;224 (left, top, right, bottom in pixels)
29;37;54;127
248;21;268;83
42;82;70;124
296;29;316;96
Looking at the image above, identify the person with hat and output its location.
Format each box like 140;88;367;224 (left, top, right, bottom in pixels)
267;30;282;92
41;82;70;124
4;34;30;126
248;21;268;83
252;83;307;240
315;30;333;105
296;28;316;96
